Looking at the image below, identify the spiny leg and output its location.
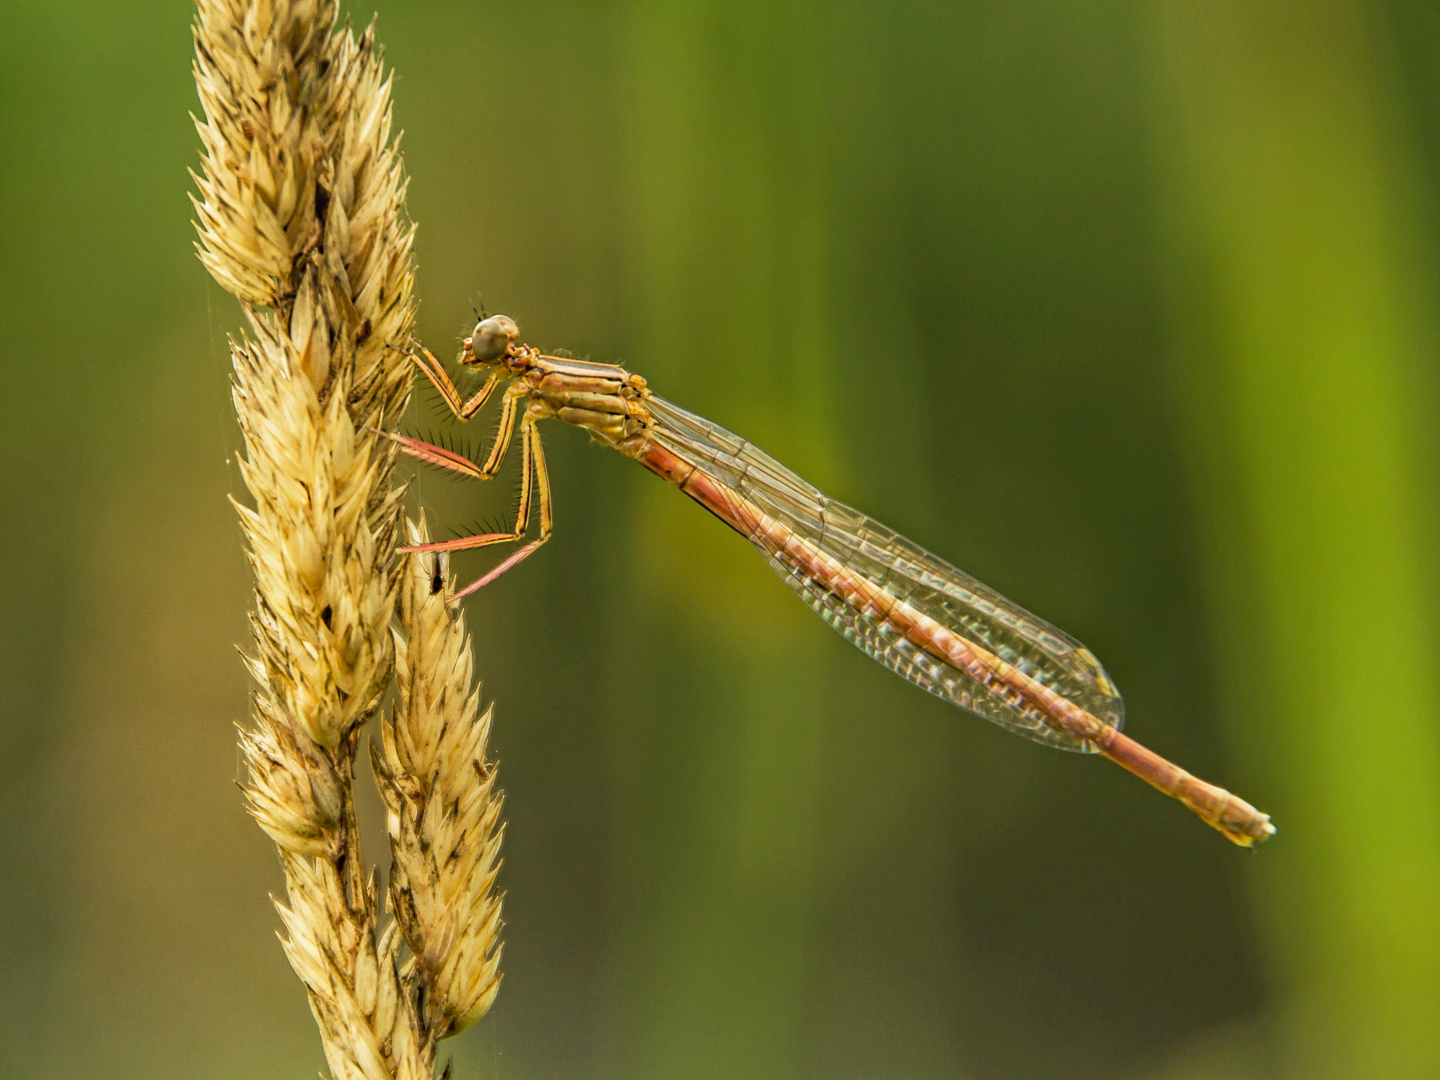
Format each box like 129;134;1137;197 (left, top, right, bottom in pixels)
479;381;528;474
452;407;554;602
398;528;518;556
405;342;462;415
510;396;538;535
371;381;530;560
408;341;503;421
380;432;485;479
395;399;544;562
390;427;526;556
454;368;503;421
377;379;527;485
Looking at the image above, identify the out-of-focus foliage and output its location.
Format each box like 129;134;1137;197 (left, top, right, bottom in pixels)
0;1;1436;1078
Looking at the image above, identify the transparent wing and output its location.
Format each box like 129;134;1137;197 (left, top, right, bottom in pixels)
647;395;1125;752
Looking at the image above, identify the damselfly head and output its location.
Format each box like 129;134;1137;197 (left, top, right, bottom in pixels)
463;314;520;366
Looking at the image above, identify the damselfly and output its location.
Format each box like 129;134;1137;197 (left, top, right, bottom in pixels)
386;315;1275;847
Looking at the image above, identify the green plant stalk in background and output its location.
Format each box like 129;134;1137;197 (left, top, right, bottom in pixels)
607;5;838;1077
1151;2;1440;1077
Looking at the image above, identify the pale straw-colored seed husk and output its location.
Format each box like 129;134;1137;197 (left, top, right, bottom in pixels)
375;517;505;1037
192;0;503;1073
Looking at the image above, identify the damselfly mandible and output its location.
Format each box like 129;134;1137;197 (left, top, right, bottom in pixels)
385;315;1276;847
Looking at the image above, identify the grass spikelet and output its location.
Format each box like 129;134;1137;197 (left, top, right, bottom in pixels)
374;515;506;1037
191;0;468;1073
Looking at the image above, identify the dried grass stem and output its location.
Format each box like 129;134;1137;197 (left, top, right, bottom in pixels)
192;1;504;1074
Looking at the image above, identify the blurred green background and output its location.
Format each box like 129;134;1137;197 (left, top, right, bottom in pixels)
2;1;1439;1077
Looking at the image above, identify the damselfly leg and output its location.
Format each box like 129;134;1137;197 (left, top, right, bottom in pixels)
445;403;554;600
383;374;555;599
407;341;502;420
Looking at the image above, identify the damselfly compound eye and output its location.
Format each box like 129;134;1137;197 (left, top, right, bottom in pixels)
466;314;519;365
